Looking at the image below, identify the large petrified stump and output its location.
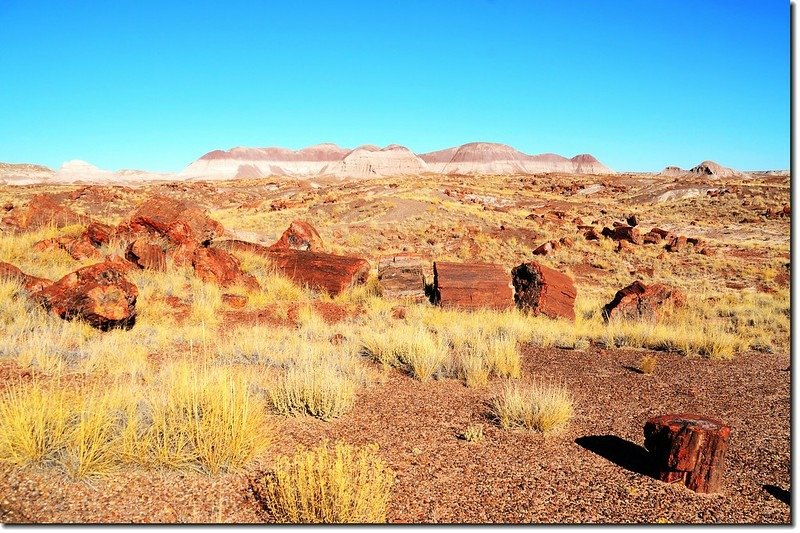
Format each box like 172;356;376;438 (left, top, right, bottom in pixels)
433;261;513;310
643;414;731;494
378;254;427;302
215;240;369;296
511;262;576;321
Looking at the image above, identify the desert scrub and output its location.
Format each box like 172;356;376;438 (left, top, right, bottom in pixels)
254;441;395;523
491;379;574;434
361;323;446;381
459;424;485;443
639;355;657;374
270;363;357;420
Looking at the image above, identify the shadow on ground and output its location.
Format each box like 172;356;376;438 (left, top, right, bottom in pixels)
575;435;655;478
763;484;791;505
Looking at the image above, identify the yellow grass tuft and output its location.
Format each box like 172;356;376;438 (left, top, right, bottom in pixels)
491;379;574;434
253;440;395;523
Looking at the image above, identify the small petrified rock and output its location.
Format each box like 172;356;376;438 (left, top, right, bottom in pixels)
269;220;324;252
433;262;513;311
0;261;52;292
85;222;115;247
125;239;167;271
644;413;731;494
1;194;85;231
33;262;138;331
611;225;643;245
222;293;248;309
602;281;685;322
511;262;576;321
665;235;688;253
192;247;260;290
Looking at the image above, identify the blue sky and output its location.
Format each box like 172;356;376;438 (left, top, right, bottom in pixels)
0;0;789;172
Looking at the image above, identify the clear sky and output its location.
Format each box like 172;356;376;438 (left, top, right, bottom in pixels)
0;0;789;172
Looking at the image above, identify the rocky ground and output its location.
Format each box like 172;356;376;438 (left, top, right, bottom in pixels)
0;169;790;524
0;347;789;524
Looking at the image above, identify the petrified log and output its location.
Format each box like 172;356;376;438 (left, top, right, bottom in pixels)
215;240;368;296
377;254;426;302
666;235;688;253
33;262;137;331
511;262;576;320
118;195;224;246
644;414;731;494
192;247;260;290
611;225;643;245
125;239;167;271
433;262;513;311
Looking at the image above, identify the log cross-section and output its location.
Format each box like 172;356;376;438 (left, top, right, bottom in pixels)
511;261;576;321
643;413;731;494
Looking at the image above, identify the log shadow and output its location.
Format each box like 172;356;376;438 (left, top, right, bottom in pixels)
763;484;791;505
622;365;644;374
575;435;655;478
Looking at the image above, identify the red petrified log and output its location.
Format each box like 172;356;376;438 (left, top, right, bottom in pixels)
603;281;685;322
215;240;369;296
269;220;324;252
511;262;576;321
643;414;731;494
433;262;513;311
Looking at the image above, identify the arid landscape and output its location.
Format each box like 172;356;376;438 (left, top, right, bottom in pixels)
0;141;790;524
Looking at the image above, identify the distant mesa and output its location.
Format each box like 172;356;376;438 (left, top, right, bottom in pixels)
319;144;429;178
420;142;614;175
660;160;742;179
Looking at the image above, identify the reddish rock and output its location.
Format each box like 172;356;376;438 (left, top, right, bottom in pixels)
222;293;248;309
192;247;259;290
584;228;602;241
511;262;576;321
611;225;643;245
644;414;731;494
216;240;368;296
643;232;662;245
0;261;52;292
626;214;639;227
119;195;224;246
269;220;323;252
391;306;407;320
85;222;115;247
601;227;614;238
433;262;513;311
616;240;634;253
700;247;715;256
559;236;574;247
378;254;426;302
33;262;137;330
649;228;675;241
36;233;101;261
665;235;688;253
603;281;686;321
125;239;167;271
532;241;559;256
2;194;85;231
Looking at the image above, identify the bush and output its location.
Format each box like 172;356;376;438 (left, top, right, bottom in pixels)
491;379;574;434
254;441;395;523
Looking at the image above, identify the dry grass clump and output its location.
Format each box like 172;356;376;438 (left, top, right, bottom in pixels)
253;441;395;523
0;364;272;477
361;323;446;381
491;379;574;434
639;355;657;374
459;424;485;443
270;364;356;421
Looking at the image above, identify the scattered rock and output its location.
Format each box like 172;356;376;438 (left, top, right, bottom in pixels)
125;239;167;271
611;225;643;245
33;262;137;330
269;220;324;252
85;222;115;247
0;261;52;292
602;280;686;321
626;214;639;227
33;234;100;261
511;262;576;321
584;228;602;241
2;194;85;231
222;293;248;309
665;236;688;253
192;248;260;290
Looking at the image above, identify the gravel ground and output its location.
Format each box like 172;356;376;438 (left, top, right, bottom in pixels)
0;347;790;524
